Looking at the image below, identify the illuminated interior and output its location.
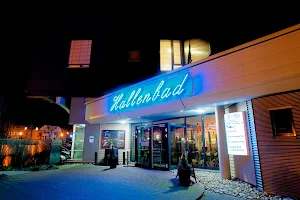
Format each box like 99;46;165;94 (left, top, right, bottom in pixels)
132;113;218;170
160;39;211;72
68;40;92;68
71;124;85;160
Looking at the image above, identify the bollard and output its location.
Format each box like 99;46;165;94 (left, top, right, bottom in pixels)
123;152;125;165
94;152;98;165
127;150;129;166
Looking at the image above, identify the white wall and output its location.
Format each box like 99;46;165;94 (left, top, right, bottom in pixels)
98;123;131;165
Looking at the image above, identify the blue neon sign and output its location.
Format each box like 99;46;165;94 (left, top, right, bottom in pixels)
108;72;193;113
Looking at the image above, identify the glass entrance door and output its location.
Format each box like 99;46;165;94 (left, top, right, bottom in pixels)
135;124;169;169
136;126;151;167
152;124;168;169
169;123;185;169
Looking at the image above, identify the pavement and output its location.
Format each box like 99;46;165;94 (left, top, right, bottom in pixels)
0;164;204;200
0;164;244;200
0;170;32;176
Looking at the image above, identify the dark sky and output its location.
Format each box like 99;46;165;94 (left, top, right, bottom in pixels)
28;6;299;53
3;96;71;129
2;5;299;127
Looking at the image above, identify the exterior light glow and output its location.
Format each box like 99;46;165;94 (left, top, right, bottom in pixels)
195;109;205;113
109;73;192;113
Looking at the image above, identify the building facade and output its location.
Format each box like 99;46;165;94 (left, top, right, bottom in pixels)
69;24;300;197
27;20;212;97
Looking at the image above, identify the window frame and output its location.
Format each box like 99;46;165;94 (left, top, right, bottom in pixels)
159;40;183;72
128;50;141;62
269;106;296;138
67;40;92;68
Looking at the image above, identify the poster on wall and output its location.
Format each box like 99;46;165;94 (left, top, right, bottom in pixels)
224;111;249;156
101;130;125;149
89;136;94;143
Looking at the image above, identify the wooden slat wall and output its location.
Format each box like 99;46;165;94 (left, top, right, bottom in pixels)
246;100;263;191
252;90;300;198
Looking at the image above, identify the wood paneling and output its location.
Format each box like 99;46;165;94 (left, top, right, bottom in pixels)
252;90;300;198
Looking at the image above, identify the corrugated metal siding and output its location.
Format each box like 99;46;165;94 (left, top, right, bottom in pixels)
246;100;263;191
252;90;300;198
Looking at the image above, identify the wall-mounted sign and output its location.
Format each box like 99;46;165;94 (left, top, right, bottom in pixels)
224;111;249;156
101;130;125;149
108;72;193;113
89;136;94;143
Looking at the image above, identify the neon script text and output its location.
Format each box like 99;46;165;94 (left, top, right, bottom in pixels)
110;74;189;112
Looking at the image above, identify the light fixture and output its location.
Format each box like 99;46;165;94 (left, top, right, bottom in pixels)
119;118;131;124
36;127;38;131
24;127;27;130
195;108;205;113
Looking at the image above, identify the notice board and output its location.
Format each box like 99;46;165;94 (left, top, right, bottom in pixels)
101;130;125;149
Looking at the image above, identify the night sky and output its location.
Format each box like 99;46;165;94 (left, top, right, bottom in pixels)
3;96;71;129
1;5;299;127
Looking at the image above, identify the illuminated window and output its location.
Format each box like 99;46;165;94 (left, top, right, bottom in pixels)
160;40;182;71
128;50;140;62
160;39;211;72
68;40;92;68
269;107;296;137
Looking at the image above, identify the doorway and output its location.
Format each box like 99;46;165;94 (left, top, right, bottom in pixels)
135;123;169;170
134;115;219;170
